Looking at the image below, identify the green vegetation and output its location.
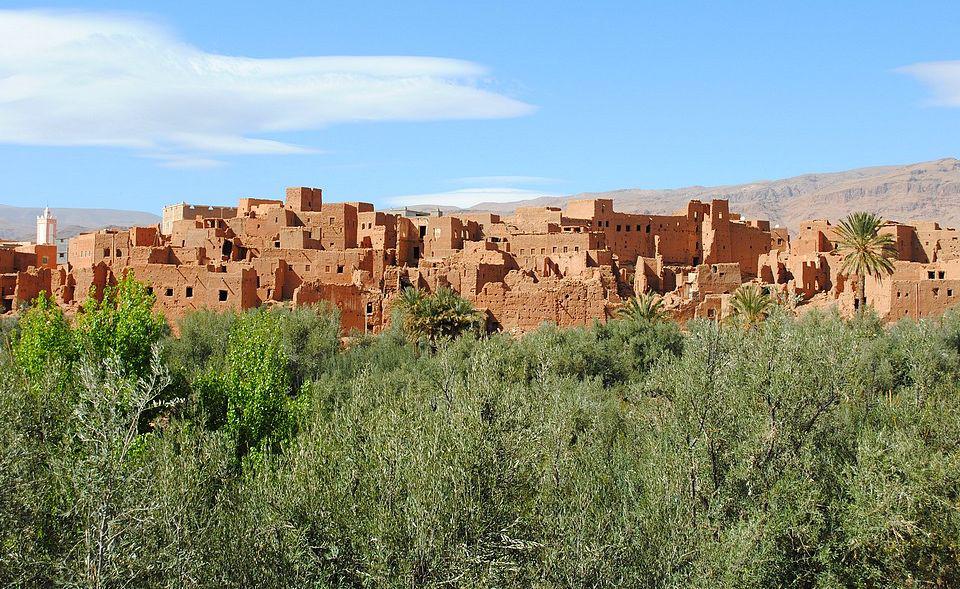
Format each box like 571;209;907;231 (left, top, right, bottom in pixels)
834;211;898;311
2;279;960;587
617;291;668;324
392;286;483;349
730;283;774;328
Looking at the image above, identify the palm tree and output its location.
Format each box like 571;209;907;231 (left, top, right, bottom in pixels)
731;284;773;328
617;292;668;324
833;212;897;312
392;287;482;347
426;288;484;342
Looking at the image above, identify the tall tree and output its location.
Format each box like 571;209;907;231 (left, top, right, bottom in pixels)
834;212;898;312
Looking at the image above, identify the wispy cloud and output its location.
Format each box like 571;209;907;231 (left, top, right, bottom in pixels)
0;9;535;165
387;187;558;209
899;60;960;106
449;175;561;186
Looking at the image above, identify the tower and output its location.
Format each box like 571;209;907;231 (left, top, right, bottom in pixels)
37;206;57;245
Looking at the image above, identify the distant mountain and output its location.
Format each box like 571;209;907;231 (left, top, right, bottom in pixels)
0;205;160;242
470;158;960;231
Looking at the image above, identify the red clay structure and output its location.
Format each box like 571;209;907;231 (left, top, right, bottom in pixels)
4;186;960;331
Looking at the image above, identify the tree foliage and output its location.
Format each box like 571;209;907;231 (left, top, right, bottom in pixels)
617;291;668;324
75;272;169;378
2;283;960;587
835;211;898;311
12;291;74;389
730;283;774;328
393;287;484;348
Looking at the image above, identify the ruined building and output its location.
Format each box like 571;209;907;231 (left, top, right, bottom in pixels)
4;185;960;330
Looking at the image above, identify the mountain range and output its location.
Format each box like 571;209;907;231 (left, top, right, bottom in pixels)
3;158;960;241
467;157;960;231
0;205;160;242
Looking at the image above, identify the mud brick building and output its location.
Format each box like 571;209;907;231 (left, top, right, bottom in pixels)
6;184;960;331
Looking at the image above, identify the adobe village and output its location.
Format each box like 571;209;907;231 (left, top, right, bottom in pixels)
3;185;958;329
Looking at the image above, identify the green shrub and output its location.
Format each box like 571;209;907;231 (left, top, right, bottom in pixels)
74;273;169;378
2;302;960;586
11;291;74;390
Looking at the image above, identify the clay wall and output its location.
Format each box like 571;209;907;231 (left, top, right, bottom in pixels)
162;203;237;235
133;264;259;317
68;231;133;268
285;186;323;212
358;211;398;250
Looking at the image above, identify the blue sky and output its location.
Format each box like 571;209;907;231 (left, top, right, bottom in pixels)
1;1;959;212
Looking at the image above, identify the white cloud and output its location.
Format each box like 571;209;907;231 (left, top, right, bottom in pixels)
450;175;561;185
0;9;534;163
387;187;558;209
899;60;960;106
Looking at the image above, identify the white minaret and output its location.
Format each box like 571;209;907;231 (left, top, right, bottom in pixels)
36;206;57;245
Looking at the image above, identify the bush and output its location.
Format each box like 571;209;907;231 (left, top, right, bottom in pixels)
11;291;74;389
2;303;960;586
74;273;169;378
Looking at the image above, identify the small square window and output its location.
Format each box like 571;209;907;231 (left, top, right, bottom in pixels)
165;288;174;297
218;290;228;302
185;287;193;298
939;271;946;279
928;271;936;279
949;289;954;297
337;265;344;273
305;264;311;271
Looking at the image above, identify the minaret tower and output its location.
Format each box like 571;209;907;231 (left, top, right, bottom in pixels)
37;206;57;245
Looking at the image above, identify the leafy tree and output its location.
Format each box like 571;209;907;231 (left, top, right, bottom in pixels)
75;273;168;378
730;283;773;328
275;304;341;390
834;211;898;312
392;287;483;349
617;291;668;324
69;353;170;588
164;308;236;378
224;309;296;458
12;291;75;389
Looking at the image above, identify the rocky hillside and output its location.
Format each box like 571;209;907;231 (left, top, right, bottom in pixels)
471;158;960;231
0;205;160;242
